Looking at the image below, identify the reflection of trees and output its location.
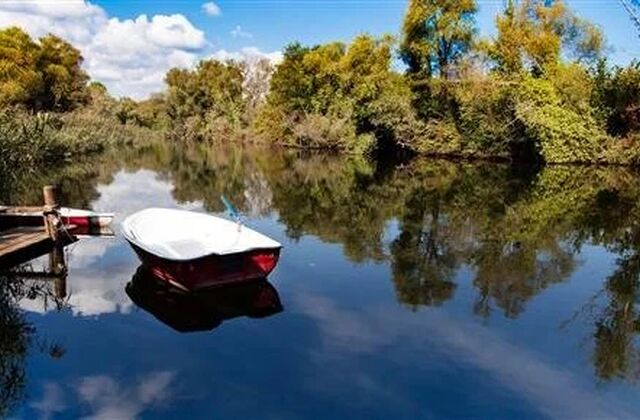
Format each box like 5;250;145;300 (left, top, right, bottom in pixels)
0;260;70;417
266;155;397;262
391;184;458;307
593;253;640;381
473;242;574;318
585;199;640;382
11;140;640;384
0;273;34;418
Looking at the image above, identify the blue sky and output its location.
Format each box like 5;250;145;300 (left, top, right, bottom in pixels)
99;0;638;65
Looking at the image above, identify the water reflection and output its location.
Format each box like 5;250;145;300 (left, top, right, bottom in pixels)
126;266;283;333
3;142;640;416
0;255;73;417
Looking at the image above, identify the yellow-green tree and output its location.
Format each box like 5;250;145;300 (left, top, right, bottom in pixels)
484;0;603;75
0;27;42;107
36;34;89;110
400;0;477;79
0;27;88;111
256;35;420;153
165;59;245;141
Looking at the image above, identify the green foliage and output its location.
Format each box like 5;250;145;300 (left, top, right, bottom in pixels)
0;107;162;180
0;27;88;111
290;112;375;153
514;75;605;163
592;61;640;137
400;0;477;78
453;73;519;158
411;120;463;156
0;1;637;168
165;59;246;142
481;0;603;75
256;35;419;153
0;110;67;176
113;95;168;129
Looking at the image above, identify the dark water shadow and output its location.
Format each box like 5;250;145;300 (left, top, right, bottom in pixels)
125;266;283;333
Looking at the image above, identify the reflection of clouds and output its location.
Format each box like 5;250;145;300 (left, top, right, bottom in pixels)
20;170;204;317
296;294;395;353
30;382;66;420
77;371;175;419
295;293;635;419
243;170;273;217
65;237;134;317
31;372;175;420
91;170;203;225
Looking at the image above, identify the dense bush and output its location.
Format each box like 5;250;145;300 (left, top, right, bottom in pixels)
0;111;69;175
254;35;420;154
454;74;518;159
514;75;606;163
0;105;161;179
592;61;640;137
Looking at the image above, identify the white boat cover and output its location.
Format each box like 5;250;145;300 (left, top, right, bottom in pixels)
121;208;281;261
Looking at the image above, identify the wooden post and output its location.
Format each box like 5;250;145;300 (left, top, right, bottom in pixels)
43;185;60;241
49;245;67;299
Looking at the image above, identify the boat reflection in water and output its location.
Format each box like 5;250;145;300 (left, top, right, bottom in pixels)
125;266;283;333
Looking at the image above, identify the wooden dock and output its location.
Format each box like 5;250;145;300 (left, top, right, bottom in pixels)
0;186;75;268
0;226;54;266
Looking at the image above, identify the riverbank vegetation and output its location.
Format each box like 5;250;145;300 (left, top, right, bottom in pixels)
1;0;639;170
0;28;160;177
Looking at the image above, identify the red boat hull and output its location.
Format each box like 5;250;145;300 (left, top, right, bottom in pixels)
128;243;281;291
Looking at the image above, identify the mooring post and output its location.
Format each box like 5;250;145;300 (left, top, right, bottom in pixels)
43;185;60;241
49;246;67;299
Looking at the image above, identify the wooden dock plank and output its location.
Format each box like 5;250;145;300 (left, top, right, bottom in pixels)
0;226;52;267
0;224;77;268
0;227;51;255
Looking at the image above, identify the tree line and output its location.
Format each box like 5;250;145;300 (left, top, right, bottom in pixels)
1;0;639;166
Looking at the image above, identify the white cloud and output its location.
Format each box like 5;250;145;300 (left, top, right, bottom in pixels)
231;25;252;39
0;1;206;99
202;1;221;16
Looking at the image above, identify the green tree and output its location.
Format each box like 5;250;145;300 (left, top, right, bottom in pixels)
400;0;477;79
165;59;246;141
0;27;41;107
592;61;640;137
36;34;89;110
256;35;420;153
0;27;88;111
483;0;604;75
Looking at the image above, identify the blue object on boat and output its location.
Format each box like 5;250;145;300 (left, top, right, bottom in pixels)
220;195;240;221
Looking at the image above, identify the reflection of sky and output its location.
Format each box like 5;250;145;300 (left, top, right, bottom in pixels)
19;170;204;317
29;372;175;420
10;168;640;418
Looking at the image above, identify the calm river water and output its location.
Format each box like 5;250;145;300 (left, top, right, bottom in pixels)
2;143;640;418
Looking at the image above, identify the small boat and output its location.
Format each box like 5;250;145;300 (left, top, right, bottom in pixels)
58;207;114;228
0;207;114;229
121;208;282;291
126;266;283;332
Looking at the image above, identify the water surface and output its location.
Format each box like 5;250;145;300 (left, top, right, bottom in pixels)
2;143;640;418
